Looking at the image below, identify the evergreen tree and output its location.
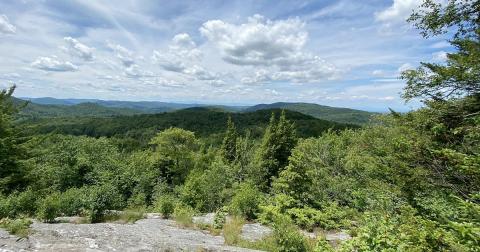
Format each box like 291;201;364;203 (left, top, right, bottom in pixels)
0;86;28;193
256;111;297;188
221;116;237;163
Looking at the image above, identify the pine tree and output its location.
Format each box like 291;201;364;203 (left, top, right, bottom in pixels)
256;110;297;188
0;86;28;193
221;116;237;163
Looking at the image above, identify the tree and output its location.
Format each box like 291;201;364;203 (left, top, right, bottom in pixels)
401;0;480;101
149;127;198;186
256;111;297;188
0;86;28;193
221;116;237;163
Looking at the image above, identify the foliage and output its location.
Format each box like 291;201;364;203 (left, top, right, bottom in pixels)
0;86;28;193
150;127;198;186
402;0;480;101
86;184;124;223
0;218;32;237
221;116;237;163
228;182;264;220
180;159;232;212
173;204;195;227
154;194;176;218
246;102;376;125
37;192;61;223
256;111;297;188
213;206;228;229
271;215;311;252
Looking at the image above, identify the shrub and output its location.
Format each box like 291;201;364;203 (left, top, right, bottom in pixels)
0;218;32;237
37;193;61;223
173;204;195;227
272;215;310;252
127;192;148;209
86;184;124;223
58;187;89;216
229;182;264;220
213;207;228;229
0;190;38;218
287;203;354;231
154;195;176;218
313;236;334;252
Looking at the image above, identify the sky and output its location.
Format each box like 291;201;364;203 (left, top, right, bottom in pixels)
0;0;453;112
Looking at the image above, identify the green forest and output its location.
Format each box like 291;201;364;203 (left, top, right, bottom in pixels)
1;1;479;251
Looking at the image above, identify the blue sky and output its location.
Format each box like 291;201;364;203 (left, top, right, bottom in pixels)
0;0;452;112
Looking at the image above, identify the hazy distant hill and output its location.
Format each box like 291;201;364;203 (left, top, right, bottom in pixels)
13;98;141;119
245;102;376;124
21;97;247;113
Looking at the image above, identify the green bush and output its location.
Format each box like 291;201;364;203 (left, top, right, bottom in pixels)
37;193;61;223
86;184;124;223
229;182;263;220
0;218;32;237
173;204;195;227
58;187;89;216
272;215;311;252
154;195;176;218
0;190;38;218
313;236;334;252
213;207;228;229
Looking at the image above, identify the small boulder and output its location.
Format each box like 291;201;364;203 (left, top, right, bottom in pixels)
240;223;273;242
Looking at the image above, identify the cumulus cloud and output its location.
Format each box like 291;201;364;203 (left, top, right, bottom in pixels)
107;42;135;67
200;14;307;66
0;14;16;34
375;0;418;24
201;15;339;84
31;56;79;72
64;37;95;61
124;64;154;79
152;33;221;83
432;51;448;61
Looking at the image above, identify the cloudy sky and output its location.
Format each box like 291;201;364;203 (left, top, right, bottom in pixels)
0;0;452;111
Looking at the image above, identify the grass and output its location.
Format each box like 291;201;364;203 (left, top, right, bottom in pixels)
173;205;195;228
102;209;145;224
0;218;32;238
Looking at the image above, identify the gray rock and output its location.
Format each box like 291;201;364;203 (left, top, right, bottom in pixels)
192;213;216;226
240;223;272;242
325;230;351;242
0;218;261;252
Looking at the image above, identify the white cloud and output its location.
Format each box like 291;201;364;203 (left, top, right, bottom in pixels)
31;56;79;72
372;69;387;77
431;41;450;49
398;63;414;73
107;42;135;67
0;15;16;34
375;0;418;24
200;14;307;66
200;15;339;83
124;64;154;79
64;37;95;61
432;51;448;61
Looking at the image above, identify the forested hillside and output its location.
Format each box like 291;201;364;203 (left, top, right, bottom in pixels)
13;98;141;119
245;102;376;124
1;1;479;251
21;107;357;148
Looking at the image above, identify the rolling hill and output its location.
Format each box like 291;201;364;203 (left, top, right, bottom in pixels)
245;102;377;124
21;108;359;147
13;98;141;120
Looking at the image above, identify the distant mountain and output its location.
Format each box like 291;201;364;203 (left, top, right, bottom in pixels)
244;102;376;124
13;98;141;119
21;97;247;113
